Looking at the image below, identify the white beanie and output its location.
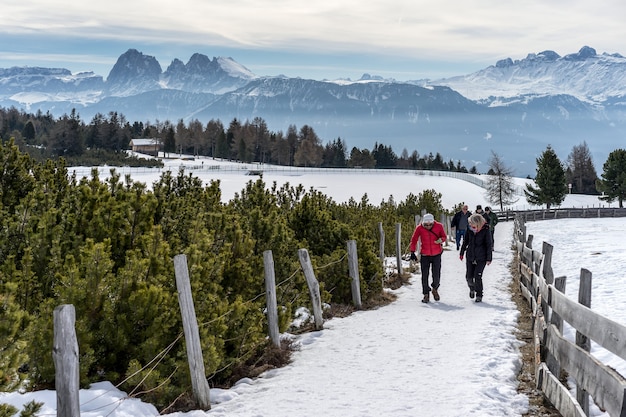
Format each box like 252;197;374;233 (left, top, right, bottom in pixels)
422;213;434;224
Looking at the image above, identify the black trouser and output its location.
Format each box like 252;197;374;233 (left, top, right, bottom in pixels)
465;259;487;297
420;253;442;294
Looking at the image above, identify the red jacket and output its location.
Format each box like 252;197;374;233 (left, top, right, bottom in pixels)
410;221;447;256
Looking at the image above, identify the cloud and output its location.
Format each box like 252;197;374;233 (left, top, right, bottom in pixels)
3;0;626;80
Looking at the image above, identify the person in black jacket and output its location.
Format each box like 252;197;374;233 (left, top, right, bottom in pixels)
475;204;491;224
450;204;471;250
484;206;499;250
459;213;493;303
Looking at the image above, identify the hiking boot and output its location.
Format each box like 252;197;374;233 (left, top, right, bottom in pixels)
475;296;482;303
469;289;475;299
422;293;430;303
432;288;440;301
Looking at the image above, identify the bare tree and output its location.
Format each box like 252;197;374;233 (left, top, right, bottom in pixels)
294;125;323;167
566;141;598;194
485;150;518;210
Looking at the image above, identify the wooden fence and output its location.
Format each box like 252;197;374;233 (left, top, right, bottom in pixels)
514;215;626;417
52;240;364;415
48;208;626;415
499;207;626;222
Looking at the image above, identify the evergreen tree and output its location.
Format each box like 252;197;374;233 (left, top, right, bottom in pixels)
288;189;349;257
597;148;626;208
566;141;598;194
348;147;376;168
322;138;347;167
225;118;242;159
23;120;36;142
415;189;444;220
524;145;568;209
0;138;36;213
49;109;84;156
237;136;247;162
285;125;298;166
164;125;176;154
485;151;518;210
371;142;397;168
0;282;30;391
430;152;445;171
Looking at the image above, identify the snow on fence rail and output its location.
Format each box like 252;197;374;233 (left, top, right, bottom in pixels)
513;215;626;417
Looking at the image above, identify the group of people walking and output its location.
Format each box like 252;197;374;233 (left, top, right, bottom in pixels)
409;205;498;304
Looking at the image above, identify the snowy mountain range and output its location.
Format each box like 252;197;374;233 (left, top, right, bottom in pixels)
1;46;625;176
425;46;626;104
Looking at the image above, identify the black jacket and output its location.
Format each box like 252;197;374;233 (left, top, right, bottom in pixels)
460;224;493;262
451;210;471;229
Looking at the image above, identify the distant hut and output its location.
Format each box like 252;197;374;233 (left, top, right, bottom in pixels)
129;138;161;156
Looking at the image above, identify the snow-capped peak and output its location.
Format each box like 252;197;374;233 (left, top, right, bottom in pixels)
426;46;626;104
216;57;256;80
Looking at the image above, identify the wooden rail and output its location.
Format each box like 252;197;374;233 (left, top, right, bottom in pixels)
514;215;626;417
499;207;626;222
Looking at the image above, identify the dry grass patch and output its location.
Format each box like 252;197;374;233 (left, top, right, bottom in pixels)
510;249;563;417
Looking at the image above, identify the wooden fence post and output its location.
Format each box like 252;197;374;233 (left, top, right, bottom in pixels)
297;249;324;330
440;214;450;247
538;242;553;317
551;276;566;334
378;222;385;263
576;268;592;415
174;254;211;410
53;304;80;417
546;276;566;381
541;242;554;285
415;213;423;254
263;250;281;348
395;223;403;276
347;240;362;309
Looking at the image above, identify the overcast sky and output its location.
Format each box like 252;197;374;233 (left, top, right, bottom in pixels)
3;1;626;81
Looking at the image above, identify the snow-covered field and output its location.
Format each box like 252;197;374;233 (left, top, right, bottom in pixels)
69;153;616;211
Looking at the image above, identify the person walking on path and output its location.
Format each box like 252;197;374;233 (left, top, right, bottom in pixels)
450;204;471;250
484;206;498;249
410;213;447;303
475;204;491;224
459;213;492;303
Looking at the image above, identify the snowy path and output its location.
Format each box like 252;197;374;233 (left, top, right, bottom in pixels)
184;222;528;417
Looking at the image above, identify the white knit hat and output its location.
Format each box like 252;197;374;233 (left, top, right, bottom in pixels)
422;213;434;223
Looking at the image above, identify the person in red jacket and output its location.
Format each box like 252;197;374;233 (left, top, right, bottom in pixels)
409;213;447;303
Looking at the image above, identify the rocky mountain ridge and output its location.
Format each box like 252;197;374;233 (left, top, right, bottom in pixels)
1;47;624;176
